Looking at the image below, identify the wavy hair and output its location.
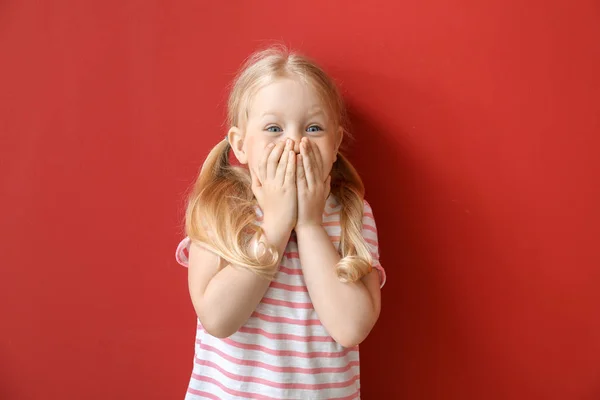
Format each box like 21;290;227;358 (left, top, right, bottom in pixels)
185;46;373;282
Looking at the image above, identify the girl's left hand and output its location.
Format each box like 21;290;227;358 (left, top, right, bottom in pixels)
295;137;331;230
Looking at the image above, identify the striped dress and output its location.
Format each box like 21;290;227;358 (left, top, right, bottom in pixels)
175;195;386;399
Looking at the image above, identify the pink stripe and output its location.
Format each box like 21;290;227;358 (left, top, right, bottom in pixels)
237;326;333;342
329;235;378;247
269;280;308;292
189;375;279;400
288;252;379;264
285;246;377;263
278;265;302;275
321;220;376;233
365;237;378;246
322;221;341;227
261;296;313;309
195;346;356;373
284;232;377;250
251;311;321;326
193;360;360;390
363;224;377;233
322;209;373;219
323;209;340;217
204;338;355;358
286;232;377;250
186;388;220;400
330;390;361;400
197;325;332;342
198;325;332;342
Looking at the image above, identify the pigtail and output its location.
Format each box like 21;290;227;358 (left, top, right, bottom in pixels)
330;153;374;283
184;46;376;282
184;139;279;279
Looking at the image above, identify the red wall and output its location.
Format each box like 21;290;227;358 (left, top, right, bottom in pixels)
1;1;599;399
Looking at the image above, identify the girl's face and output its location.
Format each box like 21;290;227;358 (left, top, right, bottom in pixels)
230;78;343;183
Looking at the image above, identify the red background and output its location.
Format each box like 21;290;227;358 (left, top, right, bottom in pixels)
1;1;599;399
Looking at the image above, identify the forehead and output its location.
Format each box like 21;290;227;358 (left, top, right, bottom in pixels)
247;78;328;119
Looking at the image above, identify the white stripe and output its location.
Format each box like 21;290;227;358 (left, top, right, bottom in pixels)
264;286;312;303
196;331;358;369
178;195;386;399
192;343;360;384
186;375;248;399
255;301;315;320
243;314;332;338
240;320;331;343
232;328;342;353
190;353;360;399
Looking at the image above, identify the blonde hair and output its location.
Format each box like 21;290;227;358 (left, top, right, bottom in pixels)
185;45;373;282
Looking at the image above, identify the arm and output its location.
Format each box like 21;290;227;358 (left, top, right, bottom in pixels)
188;219;291;338
188;139;297;338
295;224;381;348
295;138;381;348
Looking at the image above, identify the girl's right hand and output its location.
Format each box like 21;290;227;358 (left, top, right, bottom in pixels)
251;139;297;233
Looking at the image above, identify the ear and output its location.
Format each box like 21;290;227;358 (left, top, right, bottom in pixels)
333;127;344;162
228;126;248;164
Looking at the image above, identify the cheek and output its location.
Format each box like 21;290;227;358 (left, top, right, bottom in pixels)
245;138;268;168
316;145;336;175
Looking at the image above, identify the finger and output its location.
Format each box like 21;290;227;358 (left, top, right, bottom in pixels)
300;140;315;190
311;141;325;181
304;138;321;180
275;139;292;184
296;154;306;191
250;167;261;188
267;141;286;180
284;150;296;186
258;143;274;184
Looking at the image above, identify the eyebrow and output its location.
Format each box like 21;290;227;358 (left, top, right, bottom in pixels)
260;108;326;118
260;111;283;118
307;108;326;117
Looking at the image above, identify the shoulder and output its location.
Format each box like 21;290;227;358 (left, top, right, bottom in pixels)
324;195;377;219
362;199;376;218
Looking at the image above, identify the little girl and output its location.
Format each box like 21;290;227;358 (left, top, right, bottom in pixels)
175;46;386;400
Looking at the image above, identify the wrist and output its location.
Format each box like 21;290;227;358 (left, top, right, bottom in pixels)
294;222;323;236
261;217;294;247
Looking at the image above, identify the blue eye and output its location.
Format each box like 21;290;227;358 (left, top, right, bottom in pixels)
306;125;323;133
266;125;282;133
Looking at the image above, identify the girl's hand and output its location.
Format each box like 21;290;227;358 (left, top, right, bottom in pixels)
251;139;297;233
295;138;331;230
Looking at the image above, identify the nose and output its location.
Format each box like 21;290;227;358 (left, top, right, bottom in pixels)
285;129;303;154
291;140;301;154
